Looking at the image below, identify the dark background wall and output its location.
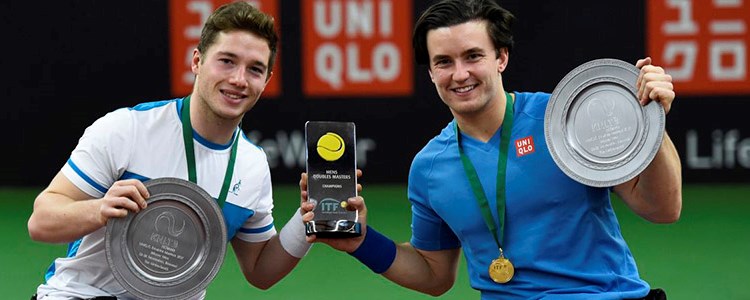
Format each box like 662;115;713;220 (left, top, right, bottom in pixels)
3;0;748;187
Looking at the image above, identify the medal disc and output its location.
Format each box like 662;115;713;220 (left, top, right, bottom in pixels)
489;257;514;283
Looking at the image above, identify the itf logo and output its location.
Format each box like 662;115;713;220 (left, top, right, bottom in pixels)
319;198;342;213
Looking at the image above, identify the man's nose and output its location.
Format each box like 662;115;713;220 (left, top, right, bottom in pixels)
452;62;470;82
229;68;248;88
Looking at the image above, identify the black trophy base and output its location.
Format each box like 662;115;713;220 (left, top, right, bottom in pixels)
305;220;362;238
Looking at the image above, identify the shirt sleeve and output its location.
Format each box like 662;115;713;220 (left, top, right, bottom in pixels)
61;108;135;197
408;153;461;251
233;151;277;243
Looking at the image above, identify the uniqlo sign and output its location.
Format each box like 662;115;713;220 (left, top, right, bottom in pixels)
647;0;750;95
169;0;281;98
302;0;413;97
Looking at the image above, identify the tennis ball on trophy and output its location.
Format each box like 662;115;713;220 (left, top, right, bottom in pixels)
316;132;345;161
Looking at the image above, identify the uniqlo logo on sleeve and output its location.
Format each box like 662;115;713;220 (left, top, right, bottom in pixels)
515;136;535;157
169;0;281;98
647;0;750;96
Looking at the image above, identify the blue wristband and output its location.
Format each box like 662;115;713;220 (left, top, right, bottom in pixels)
348;226;396;274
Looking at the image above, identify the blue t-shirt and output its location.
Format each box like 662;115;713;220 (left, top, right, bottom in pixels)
408;92;649;299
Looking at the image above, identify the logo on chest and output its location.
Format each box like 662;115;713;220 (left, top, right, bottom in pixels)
230;179;242;196
515;136;535;157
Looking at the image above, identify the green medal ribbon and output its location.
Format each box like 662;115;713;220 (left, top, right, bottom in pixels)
180;95;239;208
455;91;514;251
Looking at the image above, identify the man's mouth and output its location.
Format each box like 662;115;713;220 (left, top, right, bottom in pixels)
452;84;477;93
221;90;246;100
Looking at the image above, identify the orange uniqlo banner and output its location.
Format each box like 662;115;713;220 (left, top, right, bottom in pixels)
302;0;413;97
169;0;281;98
647;0;750;96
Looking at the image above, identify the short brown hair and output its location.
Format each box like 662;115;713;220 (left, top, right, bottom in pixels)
197;2;279;75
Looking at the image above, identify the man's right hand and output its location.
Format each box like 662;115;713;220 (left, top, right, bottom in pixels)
29;173;151;243
98;179;150;225
299;171;368;253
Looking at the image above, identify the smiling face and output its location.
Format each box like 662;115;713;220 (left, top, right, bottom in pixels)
427;20;508;118
191;30;272;124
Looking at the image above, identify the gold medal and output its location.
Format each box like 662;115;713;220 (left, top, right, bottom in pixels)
489;256;514;283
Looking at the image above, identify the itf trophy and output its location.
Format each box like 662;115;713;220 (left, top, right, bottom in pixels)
304;121;362;237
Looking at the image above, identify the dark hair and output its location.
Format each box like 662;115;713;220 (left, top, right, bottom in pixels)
197;2;278;75
413;0;515;65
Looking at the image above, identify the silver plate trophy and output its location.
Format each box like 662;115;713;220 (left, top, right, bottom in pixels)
105;177;226;300
544;58;665;187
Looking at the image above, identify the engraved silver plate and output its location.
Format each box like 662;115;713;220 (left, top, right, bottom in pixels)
544;59;665;187
105;177;227;300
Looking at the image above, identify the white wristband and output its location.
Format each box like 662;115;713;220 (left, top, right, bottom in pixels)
279;208;312;258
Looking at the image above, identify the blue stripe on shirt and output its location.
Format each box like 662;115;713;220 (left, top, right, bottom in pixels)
67;159;107;194
239;223;274;234
119;171;150;182
223;202;256;240
44;239;82;282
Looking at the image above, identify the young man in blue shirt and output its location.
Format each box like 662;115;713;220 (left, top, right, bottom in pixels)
301;0;680;299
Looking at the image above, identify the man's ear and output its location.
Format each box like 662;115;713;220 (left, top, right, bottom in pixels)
191;49;201;75
497;48;509;73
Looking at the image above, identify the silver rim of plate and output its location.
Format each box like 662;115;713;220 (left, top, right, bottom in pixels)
544;58;665;187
